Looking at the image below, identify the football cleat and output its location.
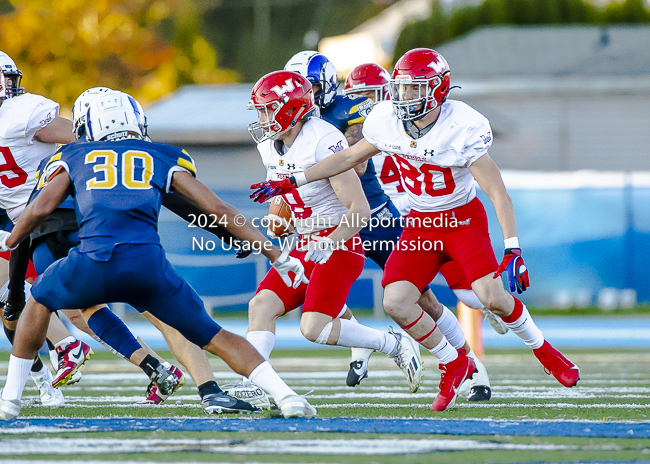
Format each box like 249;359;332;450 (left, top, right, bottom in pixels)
466;351;491;402
277;395;317;418
201;392;262;414
148;364;184;397
136;365;185;405
480;307;509;335
533;340;580;387
346;359;369;387
221;381;271;410
53;340;94;388
431;351;476;411
31;368;65;407
388;327;423;393
0;390;21;420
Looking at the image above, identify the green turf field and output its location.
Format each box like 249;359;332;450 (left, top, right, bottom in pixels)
1;348;649;463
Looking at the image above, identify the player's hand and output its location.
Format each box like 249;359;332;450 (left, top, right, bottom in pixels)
234;239;253;259
250;178;297;203
304;236;342;265
494;248;529;294
0;231;14;252
272;254;309;289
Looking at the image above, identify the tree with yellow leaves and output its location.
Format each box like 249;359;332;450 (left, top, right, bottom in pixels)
0;0;237;110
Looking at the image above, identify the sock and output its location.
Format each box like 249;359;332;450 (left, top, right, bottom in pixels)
30;362;49;380
337;319;397;355
2;355;33;401
246;331;276;360
198;380;222;398
346;314;375;362
428;338;458;364
31;356;44;373
139;354;161;380
3;325;15;344
49;350;59;371
54;336;76;350
87;307;141;359
453;289;484;309
46;339;55;351
502;298;544;349
248;361;295;402
436;305;467;350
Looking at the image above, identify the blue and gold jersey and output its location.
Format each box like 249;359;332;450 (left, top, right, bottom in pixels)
320;94;389;211
42;139;197;260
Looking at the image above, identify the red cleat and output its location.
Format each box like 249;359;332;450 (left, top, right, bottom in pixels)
431;351;476;412
53;340;94;388
533;341;580;387
136;365;185;405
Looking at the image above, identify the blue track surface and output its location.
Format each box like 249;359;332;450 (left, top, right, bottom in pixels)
2;418;649;439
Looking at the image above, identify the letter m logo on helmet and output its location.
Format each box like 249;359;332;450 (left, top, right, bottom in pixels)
270;79;296;98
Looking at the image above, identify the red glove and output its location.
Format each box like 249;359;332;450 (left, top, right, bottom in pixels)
250;177;297;203
493;248;530;294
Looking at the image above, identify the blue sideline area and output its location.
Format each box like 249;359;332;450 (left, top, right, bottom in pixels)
2;316;647;351
1;417;649;439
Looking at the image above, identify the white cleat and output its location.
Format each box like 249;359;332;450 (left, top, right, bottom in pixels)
0;390;21;420
388;327;423;393
277;395;317;418
221;381;271;410
31;368;65;407
480;307;508;335
466;351;491;402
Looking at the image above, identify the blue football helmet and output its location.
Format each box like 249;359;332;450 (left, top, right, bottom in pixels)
284;51;337;109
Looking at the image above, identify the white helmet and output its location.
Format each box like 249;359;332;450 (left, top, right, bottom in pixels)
0;51;24;99
85;91;147;142
72;87;113;139
284;51;338;109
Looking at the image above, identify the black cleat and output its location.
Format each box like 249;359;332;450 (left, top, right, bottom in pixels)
201;392;263;414
467;385;492;402
346;359;368;387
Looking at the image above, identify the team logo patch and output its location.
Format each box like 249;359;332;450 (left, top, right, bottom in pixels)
410;141;417;148
480;133;492;144
279;159;284;166
356;100;374;118
329;140;344;153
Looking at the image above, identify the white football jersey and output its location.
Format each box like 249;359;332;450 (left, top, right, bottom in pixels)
373;152;411;216
363;100;493;212
0;93;59;221
258;118;349;235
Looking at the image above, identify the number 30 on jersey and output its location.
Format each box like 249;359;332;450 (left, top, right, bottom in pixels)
85;150;153;190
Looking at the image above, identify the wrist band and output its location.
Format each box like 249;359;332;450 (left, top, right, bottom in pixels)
293;172;307;187
504;237;519;249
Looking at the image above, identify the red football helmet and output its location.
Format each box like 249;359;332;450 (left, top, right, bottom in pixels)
389;48;450;121
343;63;391;103
247;70;315;143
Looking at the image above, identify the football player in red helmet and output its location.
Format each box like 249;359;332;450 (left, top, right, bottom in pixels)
251;48;580;412
344;63;391;104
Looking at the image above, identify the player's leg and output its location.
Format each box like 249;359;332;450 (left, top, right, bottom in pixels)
381;226;476;411
125;244;315;417
0;297;52;419
336;304;374;387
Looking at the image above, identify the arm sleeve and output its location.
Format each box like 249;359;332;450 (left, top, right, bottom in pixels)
25;99;60;143
463;116;493;166
314;131;349;163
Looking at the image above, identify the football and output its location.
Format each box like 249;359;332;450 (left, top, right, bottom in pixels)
267;195;295;237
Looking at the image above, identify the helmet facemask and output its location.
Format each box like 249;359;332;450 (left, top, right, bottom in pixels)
247;100;285;144
0;71;24;99
389;76;443;121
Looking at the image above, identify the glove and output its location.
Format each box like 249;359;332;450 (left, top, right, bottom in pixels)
272;254;309;289
0;231;14;252
493;248;530;294
250;178;297;203
234;239;253;259
304;236;344;265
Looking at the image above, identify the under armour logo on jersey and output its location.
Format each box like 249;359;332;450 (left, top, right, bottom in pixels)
423;149;435;157
480;133;492;144
427;57;448;74
287;163;296;170
329;140;344;153
270;79;296;97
